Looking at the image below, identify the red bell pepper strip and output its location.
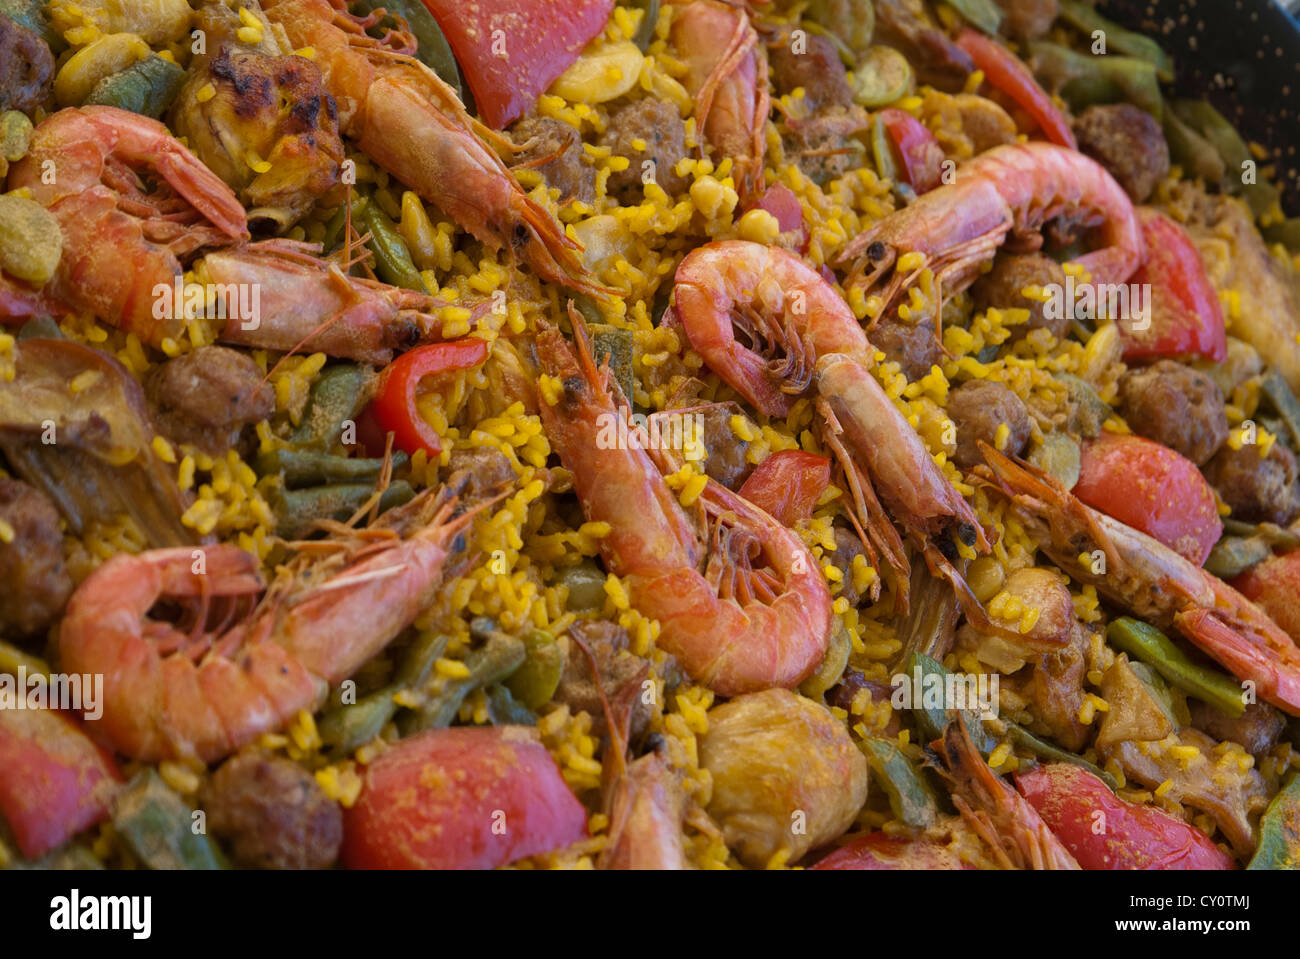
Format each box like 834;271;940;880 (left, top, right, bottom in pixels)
1015;763;1235;869
877;108;946;194
956;29;1077;149
1074;432;1223;566
1118;208;1227;363
0;707;120;860
420;0;615;129
738;450;832;527
341;726;588;869
360;338;490;459
812;832;973;869
744;183;809;252
1232;550;1300;642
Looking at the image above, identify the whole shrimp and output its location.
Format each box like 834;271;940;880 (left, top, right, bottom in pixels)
59;493;471;762
673;239;991;614
536;317;831;697
980;444;1300;717
836;142;1144;324
261;0;609;299
669;0;769;202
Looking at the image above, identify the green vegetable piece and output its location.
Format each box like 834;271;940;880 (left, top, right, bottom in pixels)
903;652;999;755
556;561;608;611
486;683;538;725
0;0;62;51
111;770;225;870
871;113;899;183
503;630;564;710
629;0;660;51
1105;617;1245;718
351;0;461;99
257;447;408;488
1204;535;1272;580
1162;109;1227;186
1027;431;1081;489
318;684;400;753
1264;218;1300;253
1029;42;1162;118
1055;372;1112;439
850;45;913;108
1260;370;1300;453
1058;0;1173;82
0;194;62;286
11;844;105;870
1005;725;1120;791
804;0;875;63
358;202;428;292
800;620;851;699
944;0;1002;35
1173;100;1281;218
589;324;636;404
862;737;939;827
402;632;526;733
288;363;375;450
1247;773;1300;869
394;630;451;688
271;480;415;539
1220;516;1300;551
84;55;186;119
1;110;32;163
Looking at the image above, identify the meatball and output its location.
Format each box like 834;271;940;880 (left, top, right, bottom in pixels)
600;98;690;202
1204;441;1300;526
1189;700;1286;757
0;13;53;115
945;380;1032;469
1072;104;1171;204
1118;360;1228;466
769;28;853;111
145;345;274;456
700;688;868;867
970;252;1070;342
553;621;654;742
0;479;72;638
995;0;1060;40
202;751;342;869
697;404;753;490
869;314;943;382
509;115;594;205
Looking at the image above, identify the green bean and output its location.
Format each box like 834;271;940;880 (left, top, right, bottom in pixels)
1204;536;1272;580
271;480;415;539
1162;109;1227;186
111;770;226;870
1247;773;1300;869
0;639;48;679
800;620;851;699
904;652;999;755
630;0;660;52
350;0;461;99
394;629;451;688
486;683;538;725
288;363;375;450
1006;725;1120;791
503;630;565;710
944;0;1002;36
1173;100;1281;218
1221;516;1300;551
401;632;527;733
16;316;61;341
320;202;350;255
861;737;939;827
1058;0;1174;82
358;201;428;292
589;324;636;404
84;55;186;119
257;448;408;488
850;45;914;109
871;113;899;184
1105;617;1245;718
1029;42;1163;118
1260;370;1300;453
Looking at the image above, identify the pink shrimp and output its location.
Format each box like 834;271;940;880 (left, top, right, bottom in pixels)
670;0;770;202
673;239;991;614
59;494;470;762
536;316;831;697
981;444;1300;717
836;141;1144;324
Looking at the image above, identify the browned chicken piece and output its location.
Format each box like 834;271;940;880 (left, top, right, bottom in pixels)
769;26;854;111
145;346;274;457
0;478;72;638
510;115;595;205
1118;360;1229;467
1204;441;1300;526
1071;104;1170;204
1021;623;1094;752
554;620;654;743
600;751;687;870
0;13;53;115
1189;699;1287;757
946;380;1032;470
995;0;1060;40
1094;655;1174;749
202;750;343;869
1098;728;1270;857
695;404;753;490
970;252;1070;342
700;688;868;867
600;97;690;202
169;46;346;231
869;314;944;381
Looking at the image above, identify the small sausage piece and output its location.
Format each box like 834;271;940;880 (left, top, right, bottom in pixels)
600;97;690;202
870;314;943;382
970;252;1070;342
1189;700;1286;757
1204;441;1300;526
769;28;853;111
946;380;1032;469
1072;104;1171;204
509;115;594;205
0;479;72;638
202;751;343;869
995;0;1060;41
700;688;868;867
0;14;54;115
145;345;274;456
1118;360;1228;466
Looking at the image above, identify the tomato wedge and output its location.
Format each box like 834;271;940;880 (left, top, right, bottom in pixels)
420;0;615;129
956;29;1076;148
359;338;490;459
1015;763;1234;869
1232;550;1300;642
877;108;946;194
1118;208;1227;363
0;708;120;860
1074;432;1222;566
341;726;588;869
745;183;809;252
812;832;973;870
738;450;832;527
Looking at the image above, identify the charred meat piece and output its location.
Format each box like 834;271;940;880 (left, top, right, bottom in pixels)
870;314;944;382
769;27;854;111
510;115;595;205
1189;699;1286;757
946;380;1032;470
0;13;53;115
1118;360;1228;467
697;404;753;490
441;446;516;504
0;479;72;638
1071;104;1170;204
970;252;1070;342
555;621;654;743
145;346;274;457
600;97;690;202
1204;441;1300;526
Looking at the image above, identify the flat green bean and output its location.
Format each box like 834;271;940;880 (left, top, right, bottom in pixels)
1105;617;1245;718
